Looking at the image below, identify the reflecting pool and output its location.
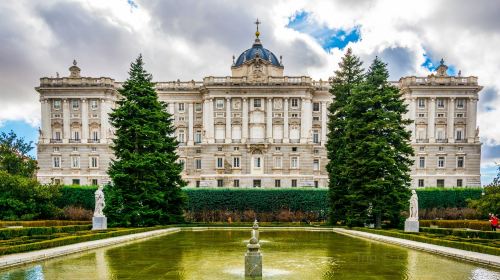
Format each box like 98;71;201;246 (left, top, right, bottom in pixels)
1;230;499;279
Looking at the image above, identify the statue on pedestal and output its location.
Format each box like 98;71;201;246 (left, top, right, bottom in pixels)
405;190;419;232
92;186;107;230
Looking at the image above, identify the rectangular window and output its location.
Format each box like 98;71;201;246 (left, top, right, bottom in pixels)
313;116;320;121
313;102;320;111
313;130;320;144
72;179;80;185
234;180;240;187
274;156;282;169
437;98;445;108
314;181;319;188
216;157;224;168
253;180;262;188
275;180;281;188
91;179;98;186
178;159;185;170
53;100;61;109
196;181;201;188
91;147;97;152
90;100;98;110
178;130;185;143
217;179;224;187
92;131;99;141
418;179;424;187
90;156;98;168
456;113;464;118
71;100;79;110
438;157;445;168
233;157;240;168
456;99;464;109
313;159;320;171
195;103;202;112
437;179;445;188
195;131;202;143
437;113;445;118
234;147;239;151
291;179;297;187
419;157;425;168
195;159;202;170
418;98;425;108
292;147;298;152
53;147;60;152
457;179;463;187
457;156;464;168
73;131;80;140
53;156;61;168
71;156;80;168
253;98;261;108
455;129;463;140
291;98;299;108
254;157;261;168
418;113;425;118
291;156;299;169
216;99;224;109
291;113;299;118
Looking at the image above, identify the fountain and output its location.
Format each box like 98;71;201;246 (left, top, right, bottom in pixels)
245;220;262;277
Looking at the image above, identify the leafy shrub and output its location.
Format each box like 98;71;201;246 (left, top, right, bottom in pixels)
0;220;90;227
468;185;500;216
420;220;490;231
420;227;500;239
419;207;481;220
57;185;97;210
184;209;324;223
63;206;93;221
417;188;482;209
0;225;91;240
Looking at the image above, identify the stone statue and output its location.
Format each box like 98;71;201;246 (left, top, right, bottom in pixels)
94;186;105;217
408;190;418;220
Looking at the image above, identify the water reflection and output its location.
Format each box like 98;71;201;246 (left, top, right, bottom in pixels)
0;230;499;280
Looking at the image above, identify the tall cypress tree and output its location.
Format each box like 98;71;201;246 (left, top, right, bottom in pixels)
326;48;364;224
105;55;186;227
344;57;414;228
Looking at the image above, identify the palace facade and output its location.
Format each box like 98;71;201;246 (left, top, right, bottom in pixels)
35;32;482;188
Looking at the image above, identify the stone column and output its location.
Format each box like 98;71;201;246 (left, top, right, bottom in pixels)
100;99;110;143
202;99;208;143
266;97;273;143
207;98;214;143
321;101;327;145
283;98;289;143
81;99;88;143
188;102;194;146
447;97;455;143
428;98;435;142
41;99;51;143
242;97;249;143
63;99;70;143
225;97;231;143
300;98;312;143
468;97;478;142
408;98;416;141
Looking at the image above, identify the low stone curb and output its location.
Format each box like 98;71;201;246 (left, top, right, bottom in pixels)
0;227;180;270
332;228;500;268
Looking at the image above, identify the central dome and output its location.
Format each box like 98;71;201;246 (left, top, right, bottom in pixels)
233;39;281;68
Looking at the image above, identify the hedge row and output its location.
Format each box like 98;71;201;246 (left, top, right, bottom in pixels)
354;227;500;256
420;227;500;239
0;225;91;240
0;220;90;228
57;186;483;212
420;220;490;231
0;226;169;256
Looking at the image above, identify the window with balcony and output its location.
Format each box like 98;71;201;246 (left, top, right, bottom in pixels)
91;131;99;141
313;130;320;144
90;100;98;110
455;129;463;140
418;98;425;108
438;157;445;168
71;100;79;110
437;98;445;108
72;131;80;141
178;130;185;143
456;99;464;109
195;131;202;143
216;99;224;109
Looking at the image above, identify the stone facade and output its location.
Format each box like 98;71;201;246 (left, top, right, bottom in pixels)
36;39;482;188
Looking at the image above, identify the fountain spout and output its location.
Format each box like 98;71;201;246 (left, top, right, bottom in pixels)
245;220;262;277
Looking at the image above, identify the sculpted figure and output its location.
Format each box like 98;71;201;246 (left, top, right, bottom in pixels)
94;186;105;217
408;190;418;220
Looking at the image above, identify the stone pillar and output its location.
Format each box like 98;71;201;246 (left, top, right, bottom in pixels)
81;99;88;143
100;99;111;143
447;97;455;143
408;98;416;141
207;98;214;143
266;97;273;143
63;99;70;143
321;101;327;146
283;98;289;143
225;98;231;143
41;99;51;143
242;97;249;143
428;98;435;142
168;102;175;115
300;98;312;143
468;97;478;142
188;102;194;146
202;99;208;143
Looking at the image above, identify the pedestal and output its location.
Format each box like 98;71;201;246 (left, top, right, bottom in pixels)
404;219;419;232
245;252;262;277
93;216;107;230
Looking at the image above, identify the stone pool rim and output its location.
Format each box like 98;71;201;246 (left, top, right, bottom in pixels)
0;227;499;271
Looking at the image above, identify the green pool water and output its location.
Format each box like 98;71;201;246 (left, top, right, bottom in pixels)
1;229;499;279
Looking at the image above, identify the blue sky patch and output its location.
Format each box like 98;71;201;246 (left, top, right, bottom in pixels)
421;53;457;76
0;120;38;158
287;11;361;51
127;0;138;9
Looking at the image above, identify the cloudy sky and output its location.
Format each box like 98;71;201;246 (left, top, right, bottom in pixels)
0;0;499;184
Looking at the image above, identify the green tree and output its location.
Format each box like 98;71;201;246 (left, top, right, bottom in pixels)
469;164;500;215
104;55;186;227
343;57;414;228
326;48;364;224
0;130;38;177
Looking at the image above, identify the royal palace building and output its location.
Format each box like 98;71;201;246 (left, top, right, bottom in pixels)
36;29;482;188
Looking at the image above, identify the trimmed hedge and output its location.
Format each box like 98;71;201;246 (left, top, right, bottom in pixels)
58;186;484;213
0;220;90;227
420;227;500;239
354;227;500;256
0;225;91;240
0;226;169;255
420;220;490;231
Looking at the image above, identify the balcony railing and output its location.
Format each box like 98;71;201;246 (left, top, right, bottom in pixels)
399;76;478;87
248;138;265;143
455;139;468;143
415;139;429;143
436;139;448;143
290;139;300;143
215;139;225;143
88;139;100;143
232;139;241;143
69;139;81;143
50;139;62;143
